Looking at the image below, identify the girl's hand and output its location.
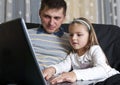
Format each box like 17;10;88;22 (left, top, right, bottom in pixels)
50;71;77;84
42;67;56;80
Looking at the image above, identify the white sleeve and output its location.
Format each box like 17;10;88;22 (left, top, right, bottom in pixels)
73;66;107;81
51;53;72;75
73;46;118;80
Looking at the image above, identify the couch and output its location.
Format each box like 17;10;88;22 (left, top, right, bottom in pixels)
26;23;120;85
26;23;120;71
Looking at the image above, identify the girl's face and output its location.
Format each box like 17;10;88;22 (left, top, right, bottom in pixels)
69;23;89;50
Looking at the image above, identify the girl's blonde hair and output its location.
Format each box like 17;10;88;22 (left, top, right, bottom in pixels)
69;17;99;52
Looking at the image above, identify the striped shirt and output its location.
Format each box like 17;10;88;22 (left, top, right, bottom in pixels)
28;26;71;69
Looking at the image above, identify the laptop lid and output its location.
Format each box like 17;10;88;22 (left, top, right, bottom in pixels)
0;18;46;85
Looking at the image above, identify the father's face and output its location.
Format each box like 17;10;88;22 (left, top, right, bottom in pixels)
39;7;65;33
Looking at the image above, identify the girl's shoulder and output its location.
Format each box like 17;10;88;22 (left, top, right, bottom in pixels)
90;45;101;49
89;45;102;53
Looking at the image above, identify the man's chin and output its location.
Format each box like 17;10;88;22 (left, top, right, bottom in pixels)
46;30;55;34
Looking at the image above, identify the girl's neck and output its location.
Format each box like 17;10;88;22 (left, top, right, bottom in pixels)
76;48;86;56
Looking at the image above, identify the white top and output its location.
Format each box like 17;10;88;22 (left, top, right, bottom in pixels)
51;45;119;81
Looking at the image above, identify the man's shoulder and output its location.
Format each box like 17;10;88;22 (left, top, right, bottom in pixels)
28;27;39;34
61;32;69;38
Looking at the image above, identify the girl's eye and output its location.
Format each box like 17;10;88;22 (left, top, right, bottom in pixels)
69;34;73;36
77;34;83;36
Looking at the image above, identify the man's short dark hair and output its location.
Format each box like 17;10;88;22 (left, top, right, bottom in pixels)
40;0;67;16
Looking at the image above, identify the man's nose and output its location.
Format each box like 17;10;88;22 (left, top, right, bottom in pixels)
49;18;54;25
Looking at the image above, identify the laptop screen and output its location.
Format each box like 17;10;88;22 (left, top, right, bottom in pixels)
0;18;46;85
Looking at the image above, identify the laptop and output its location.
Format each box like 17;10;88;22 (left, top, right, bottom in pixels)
0;18;47;85
0;18;96;85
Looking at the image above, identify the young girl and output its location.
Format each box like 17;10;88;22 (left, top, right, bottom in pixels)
42;17;119;84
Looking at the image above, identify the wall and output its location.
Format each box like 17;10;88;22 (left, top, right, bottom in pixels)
65;0;98;23
0;0;120;27
0;0;41;23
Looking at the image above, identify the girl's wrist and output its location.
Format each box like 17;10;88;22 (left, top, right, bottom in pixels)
50;67;56;75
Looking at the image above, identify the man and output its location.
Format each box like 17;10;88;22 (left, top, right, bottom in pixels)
28;0;71;70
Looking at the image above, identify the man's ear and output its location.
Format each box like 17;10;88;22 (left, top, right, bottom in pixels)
39;9;41;16
63;16;67;23
39;11;42;19
39;8;43;15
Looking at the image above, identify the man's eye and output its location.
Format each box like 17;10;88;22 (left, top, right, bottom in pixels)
44;15;50;18
54;17;61;20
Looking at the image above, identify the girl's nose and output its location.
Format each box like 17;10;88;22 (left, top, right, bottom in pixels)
72;35;77;40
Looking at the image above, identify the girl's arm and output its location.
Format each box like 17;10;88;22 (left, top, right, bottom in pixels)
73;46;119;81
42;67;56;80
51;53;72;75
43;53;73;81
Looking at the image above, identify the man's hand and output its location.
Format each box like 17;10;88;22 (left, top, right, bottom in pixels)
42;67;56;80
50;71;77;84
